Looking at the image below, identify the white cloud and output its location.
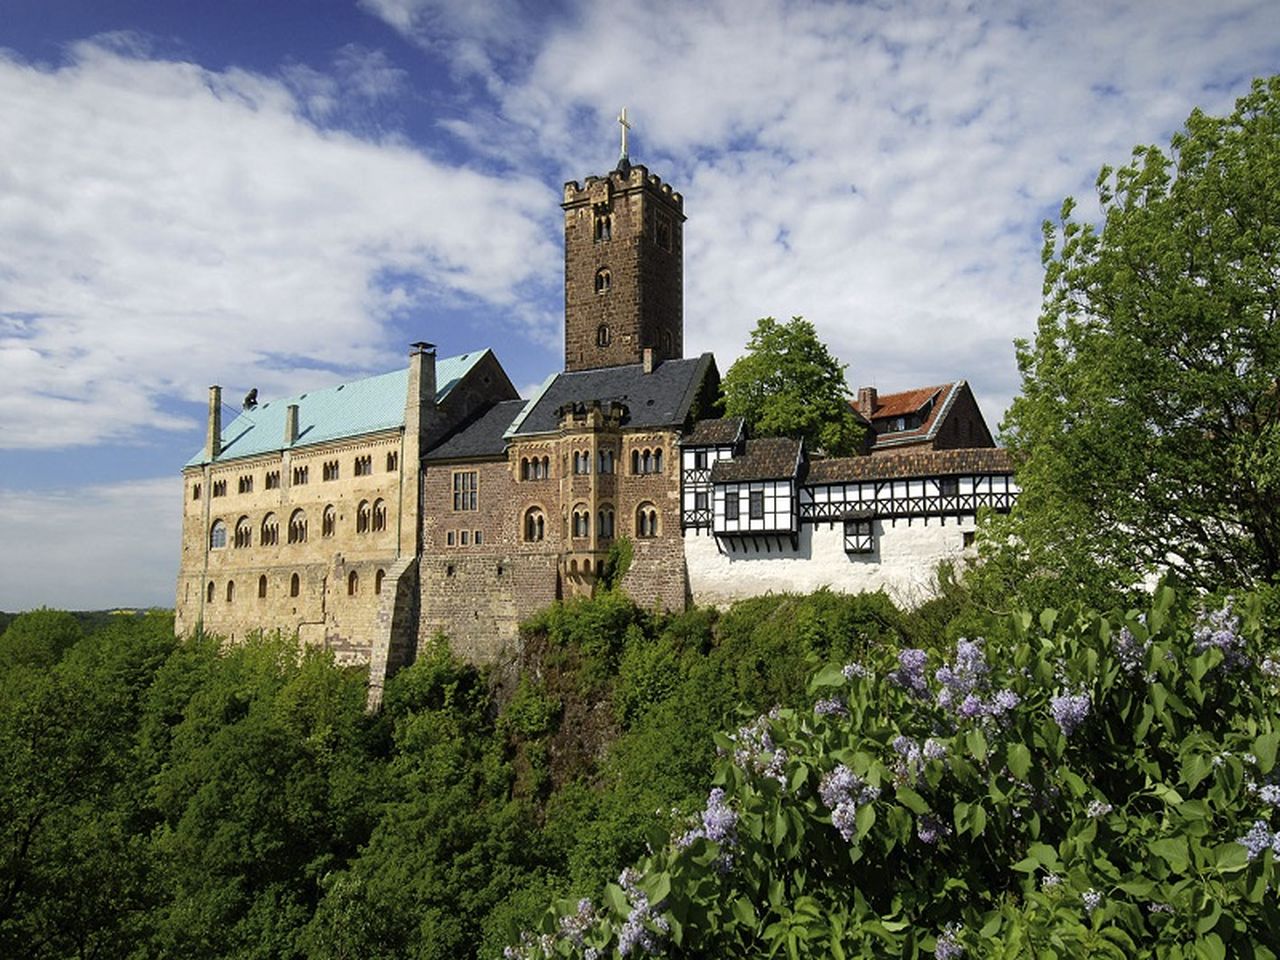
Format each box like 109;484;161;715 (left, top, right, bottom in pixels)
0;39;559;450
0;477;181;610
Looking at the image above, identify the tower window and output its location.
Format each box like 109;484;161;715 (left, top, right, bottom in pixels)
594;268;611;294
596;324;611;347
258;575;267;599
290;572;300;598
192;482;201;501
375;568;386;595
594;214;612;242
656;213;672;251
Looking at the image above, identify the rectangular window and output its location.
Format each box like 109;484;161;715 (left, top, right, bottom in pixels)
844;519;875;555
725;493;739;522
694;491;709;511
939;477;959;496
453;471;477;511
694;450;708;470
265;470;280;490
748;490;764;520
474;530;483;546
460;530;470;546
963;531;977;548
446;530;455;546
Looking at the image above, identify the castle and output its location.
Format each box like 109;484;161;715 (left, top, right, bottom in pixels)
176;144;1017;703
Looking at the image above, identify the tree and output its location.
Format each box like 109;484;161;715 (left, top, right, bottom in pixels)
994;76;1280;598
721;317;865;457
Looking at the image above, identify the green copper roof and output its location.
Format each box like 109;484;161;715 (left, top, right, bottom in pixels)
186;351;486;467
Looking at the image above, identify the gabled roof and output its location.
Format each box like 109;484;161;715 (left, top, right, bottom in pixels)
858;381;965;450
507;354;715;437
681;417;745;447
425;399;527;462
710;437;803;483
806;447;1013;484
186;350;488;466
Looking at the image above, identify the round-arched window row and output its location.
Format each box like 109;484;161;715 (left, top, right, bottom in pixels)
523;507;546;542
520;456;551;481
636;503;659;539
630;447;664;475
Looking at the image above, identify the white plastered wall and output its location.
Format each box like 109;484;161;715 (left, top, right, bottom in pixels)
684;516;976;609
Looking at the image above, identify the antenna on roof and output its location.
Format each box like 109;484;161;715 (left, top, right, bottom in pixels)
243;388;258;410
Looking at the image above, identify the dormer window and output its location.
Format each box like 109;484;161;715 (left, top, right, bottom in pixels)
595;268;611;294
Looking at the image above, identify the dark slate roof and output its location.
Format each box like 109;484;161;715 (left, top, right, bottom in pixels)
806;447;1013;483
710;437;803;482
425;399;527;462
681;417;744;447
508;354;714;437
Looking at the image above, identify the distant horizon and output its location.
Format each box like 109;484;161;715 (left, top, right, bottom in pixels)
3;0;1279;609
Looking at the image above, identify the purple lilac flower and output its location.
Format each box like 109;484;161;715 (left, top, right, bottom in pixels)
1050;690;1091;737
924;738;948;761
1147;902;1173;915
584;950;600;960
917;813;950;844
1086;799;1113;818
936;638;989;710
616;868;667;957
674;788;740;867
1237;820;1278;861
842;662;869;680
558;899;596;947
1193;603;1250;671
818;763;878;842
815;696;849;717
1114;625;1151;677
730;714;788;786
1039;873;1061;890
935;924;965;960
991;688;1021;715
890;648;930;699
1258;784;1280;808
1262;657;1280;678
1082;889;1103;914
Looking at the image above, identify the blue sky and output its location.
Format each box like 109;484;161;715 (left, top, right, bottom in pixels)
1;0;1278;610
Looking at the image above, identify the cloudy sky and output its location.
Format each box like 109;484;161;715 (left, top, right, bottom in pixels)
1;0;1277;610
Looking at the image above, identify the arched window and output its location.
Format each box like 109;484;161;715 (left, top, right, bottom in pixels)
258;575;267;599
599;449;614;474
595;268;611;294
356;500;371;534
573;506;590;539
261;513;279;546
372;499;387;532
290;573;300;598
631;449;640;474
209;520;227;549
596;324;611;347
541;456;550;478
375;568;386;596
654;448;663;473
636;503;658;539
234;516;252;548
641;450;653;473
598;506;615;540
206;581;215;603
226;580;235;602
520;457;529;480
524;507;545;542
347;570;359;596
288;509;307;544
662;330;673;354
322;505;336;538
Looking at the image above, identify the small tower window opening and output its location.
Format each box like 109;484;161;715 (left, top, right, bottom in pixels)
598;506;615;540
594;268;611;294
323;460;339;481
596;324;611;347
322;505;336;538
206;581;215;603
375;568;386;595
290;573;300;598
655;213;673;251
226;580;235;602
573;451;591;475
347;570;359;596
354;455;372;477
192;482;202;501
210;520;227;549
661;330;673;355
234;516;252;548
524;507;546;542
258;575;267;599
288;509;307;544
372;498;387;532
593;212;612;241
573;507;590;539
636;503;659;539
386;451;399;472
261;513;279;546
598;449;615;474
356;500;371;534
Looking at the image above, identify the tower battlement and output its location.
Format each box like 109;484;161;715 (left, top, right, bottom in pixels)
562;164;684;212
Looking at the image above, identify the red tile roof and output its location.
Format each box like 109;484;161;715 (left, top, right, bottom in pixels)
806;447;1013;483
867;384;948;419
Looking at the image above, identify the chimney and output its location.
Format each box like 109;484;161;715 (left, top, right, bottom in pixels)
856;386;878;417
642;347;655;374
284;404;299;445
206;385;222;460
405;341;438;449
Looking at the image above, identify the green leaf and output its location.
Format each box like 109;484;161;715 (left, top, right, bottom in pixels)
855;800;876;839
1195;933;1226;960
966;727;988;762
1007;742;1032;780
1149;837;1190;873
809;664;846;691
604;883;629;917
895;786;930;814
1253;731;1278;774
969;803;987;837
1195;898;1222;934
1213;841;1249;872
733;896;757;928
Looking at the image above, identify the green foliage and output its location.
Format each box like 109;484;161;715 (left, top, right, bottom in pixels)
720;316;865;456
993;76;1280;602
0;607;84;670
601;536;634;591
507;585;1280;958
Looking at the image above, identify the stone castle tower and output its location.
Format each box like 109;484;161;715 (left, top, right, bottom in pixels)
562;153;685;372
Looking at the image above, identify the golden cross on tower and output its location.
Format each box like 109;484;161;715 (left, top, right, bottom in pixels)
617;106;632;159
